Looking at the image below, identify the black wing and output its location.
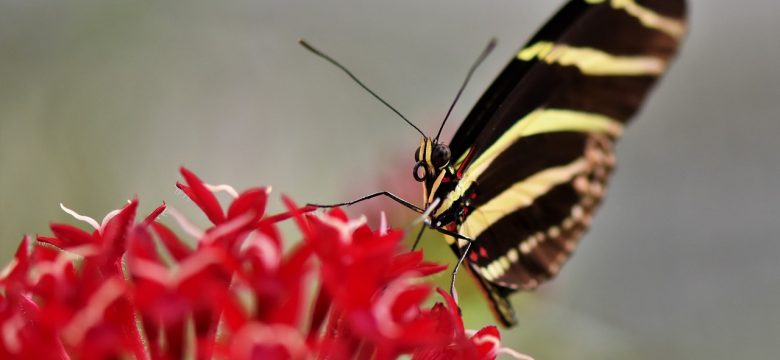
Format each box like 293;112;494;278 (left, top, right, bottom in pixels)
449;0;596;161
445;0;687;326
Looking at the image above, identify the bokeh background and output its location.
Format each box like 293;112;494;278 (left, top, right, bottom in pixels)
1;1;778;359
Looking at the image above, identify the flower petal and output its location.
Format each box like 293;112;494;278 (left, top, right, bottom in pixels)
48;224;95;248
150;222;192;261
178;167;226;224
101;199;138;260
227;188;269;222
142;202;167;226
471;326;501;359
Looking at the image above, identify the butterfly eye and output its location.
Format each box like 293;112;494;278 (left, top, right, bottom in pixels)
431;144;451;169
413;162;427;182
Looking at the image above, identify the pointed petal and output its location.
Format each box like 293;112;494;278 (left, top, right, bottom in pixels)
142;202;167;226
49;224;95;248
150;222;192;261
227;188;269;222
101;199;138;259
178;167;226;224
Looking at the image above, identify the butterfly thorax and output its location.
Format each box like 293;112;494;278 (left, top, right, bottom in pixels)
414;137;473;228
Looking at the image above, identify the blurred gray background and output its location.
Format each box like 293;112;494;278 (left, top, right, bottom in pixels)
1;1;777;359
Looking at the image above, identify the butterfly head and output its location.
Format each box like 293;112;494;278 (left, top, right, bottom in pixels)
414;138;450;178
414;137;454;209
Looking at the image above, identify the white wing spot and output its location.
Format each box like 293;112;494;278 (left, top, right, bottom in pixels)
498;256;511;271
548;226;561;239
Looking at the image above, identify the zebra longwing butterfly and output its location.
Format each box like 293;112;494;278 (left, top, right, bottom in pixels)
307;0;687;327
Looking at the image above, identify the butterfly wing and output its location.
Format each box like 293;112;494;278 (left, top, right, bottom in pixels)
450;0;603;162
445;0;687;326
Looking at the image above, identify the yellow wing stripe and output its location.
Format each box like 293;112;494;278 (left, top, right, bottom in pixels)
465;109;621;178
438;108;621;216
518;41;667;76
585;0;686;39
459;158;589;240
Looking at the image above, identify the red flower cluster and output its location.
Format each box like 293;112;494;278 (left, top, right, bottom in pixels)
0;168;528;359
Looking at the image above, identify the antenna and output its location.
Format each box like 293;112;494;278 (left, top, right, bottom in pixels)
298;38;427;138
434;37;497;142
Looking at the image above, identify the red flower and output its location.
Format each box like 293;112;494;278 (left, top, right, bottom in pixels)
297;206;453;359
412;289;531;360
0;167;530;360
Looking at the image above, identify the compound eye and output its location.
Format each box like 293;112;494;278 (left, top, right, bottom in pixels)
431;144;451;169
413;162;427;182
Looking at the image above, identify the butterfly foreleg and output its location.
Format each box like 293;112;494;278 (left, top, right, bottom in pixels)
308;191;425;214
410;224;426;251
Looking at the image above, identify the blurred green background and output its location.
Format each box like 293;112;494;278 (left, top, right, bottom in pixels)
1;1;778;359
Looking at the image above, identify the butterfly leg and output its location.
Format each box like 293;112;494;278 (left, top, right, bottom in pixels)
428;226;476;299
449;240;473;299
411;224;426;251
431;226;475;244
307;191;424;214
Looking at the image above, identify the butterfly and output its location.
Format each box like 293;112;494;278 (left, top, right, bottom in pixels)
305;0;688;326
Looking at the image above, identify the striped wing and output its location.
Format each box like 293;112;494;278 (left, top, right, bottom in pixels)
446;0;687;326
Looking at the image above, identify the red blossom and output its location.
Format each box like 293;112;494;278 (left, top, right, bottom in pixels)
0;167;530;360
411;289;505;360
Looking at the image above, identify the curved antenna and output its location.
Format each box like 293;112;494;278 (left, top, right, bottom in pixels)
434;37;497;142
298;39;427;138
